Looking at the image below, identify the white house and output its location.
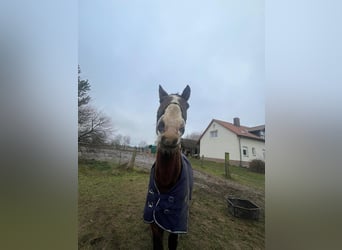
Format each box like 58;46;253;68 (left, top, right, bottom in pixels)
199;118;265;166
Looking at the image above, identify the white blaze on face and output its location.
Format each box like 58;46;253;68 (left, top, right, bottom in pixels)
157;96;185;148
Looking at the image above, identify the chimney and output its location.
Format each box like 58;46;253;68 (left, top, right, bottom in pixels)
233;117;240;127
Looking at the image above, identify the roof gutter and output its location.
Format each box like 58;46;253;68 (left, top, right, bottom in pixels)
239;134;265;141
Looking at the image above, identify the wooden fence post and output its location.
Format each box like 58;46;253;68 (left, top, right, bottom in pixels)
127;148;137;170
225;152;231;179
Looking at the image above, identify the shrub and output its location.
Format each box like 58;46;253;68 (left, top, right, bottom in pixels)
249;159;265;174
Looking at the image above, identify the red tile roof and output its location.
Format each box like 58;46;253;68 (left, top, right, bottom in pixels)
247;125;265;132
199;119;265;141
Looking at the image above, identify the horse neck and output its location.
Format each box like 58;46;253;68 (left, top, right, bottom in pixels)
155;149;182;193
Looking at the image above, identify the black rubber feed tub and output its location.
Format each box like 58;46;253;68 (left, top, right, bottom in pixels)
226;197;260;220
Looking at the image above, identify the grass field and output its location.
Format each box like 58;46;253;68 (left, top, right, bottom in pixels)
189;158;265;191
78;159;264;249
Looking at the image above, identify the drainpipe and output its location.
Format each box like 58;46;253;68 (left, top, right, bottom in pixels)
238;136;242;167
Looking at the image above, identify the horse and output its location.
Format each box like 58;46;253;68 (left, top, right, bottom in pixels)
143;85;193;250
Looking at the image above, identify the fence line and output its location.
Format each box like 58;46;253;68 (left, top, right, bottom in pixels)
78;144;155;170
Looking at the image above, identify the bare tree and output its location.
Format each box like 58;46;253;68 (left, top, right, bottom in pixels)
78;66;114;145
138;140;147;148
185;132;202;141
112;134;123;147
123;135;131;148
78;106;114;144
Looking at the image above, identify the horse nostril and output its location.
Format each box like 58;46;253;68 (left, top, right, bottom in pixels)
157;121;165;133
161;136;178;146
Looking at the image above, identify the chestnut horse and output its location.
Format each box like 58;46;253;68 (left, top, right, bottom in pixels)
143;85;193;250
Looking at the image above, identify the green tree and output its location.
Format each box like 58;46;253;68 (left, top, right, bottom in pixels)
78;65;91;107
78;66;114;144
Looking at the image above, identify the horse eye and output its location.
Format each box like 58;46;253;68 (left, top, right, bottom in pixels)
157;121;165;133
179;126;185;135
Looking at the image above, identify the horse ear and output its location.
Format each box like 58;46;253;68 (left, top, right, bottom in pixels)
159;85;168;102
181;85;191;101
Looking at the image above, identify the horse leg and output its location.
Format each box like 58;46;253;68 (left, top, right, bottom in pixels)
168;233;179;250
151;223;164;250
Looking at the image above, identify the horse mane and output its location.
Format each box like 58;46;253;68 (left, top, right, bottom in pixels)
154;149;182;193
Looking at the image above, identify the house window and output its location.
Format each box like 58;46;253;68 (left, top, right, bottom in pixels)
210;130;218;138
262;149;266;159
260;131;265;138
252;147;256;156
242;146;248;157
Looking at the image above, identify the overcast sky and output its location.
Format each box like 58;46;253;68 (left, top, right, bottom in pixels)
79;0;264;146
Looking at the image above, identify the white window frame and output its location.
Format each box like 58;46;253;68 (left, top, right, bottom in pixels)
210;130;218;138
242;146;249;157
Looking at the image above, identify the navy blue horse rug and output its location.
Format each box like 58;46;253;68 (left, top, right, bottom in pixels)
143;154;193;233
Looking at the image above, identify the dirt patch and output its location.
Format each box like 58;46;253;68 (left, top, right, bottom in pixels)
193;169;264;209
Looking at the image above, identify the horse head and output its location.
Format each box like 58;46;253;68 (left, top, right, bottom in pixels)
156;85;191;153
